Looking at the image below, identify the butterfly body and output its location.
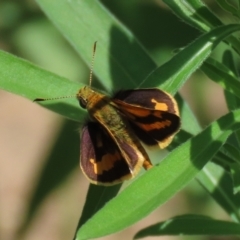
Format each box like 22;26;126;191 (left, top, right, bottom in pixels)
77;86;180;185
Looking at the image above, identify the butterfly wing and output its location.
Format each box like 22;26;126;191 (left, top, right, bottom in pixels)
113;88;180;148
80;122;134;185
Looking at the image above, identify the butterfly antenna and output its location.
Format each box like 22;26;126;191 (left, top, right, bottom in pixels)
89;41;97;87
34;95;76;102
34;42;97;102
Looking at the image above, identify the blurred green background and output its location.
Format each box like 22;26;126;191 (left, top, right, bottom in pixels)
0;1;238;240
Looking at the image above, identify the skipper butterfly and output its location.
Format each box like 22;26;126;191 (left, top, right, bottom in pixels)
35;42;180;185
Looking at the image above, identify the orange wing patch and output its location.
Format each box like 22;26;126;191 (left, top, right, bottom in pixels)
151;99;168;111
90;151;122;175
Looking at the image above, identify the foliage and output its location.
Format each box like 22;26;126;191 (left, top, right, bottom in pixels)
1;0;240;239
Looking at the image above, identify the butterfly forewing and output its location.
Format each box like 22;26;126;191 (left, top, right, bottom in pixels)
113;88;180;148
114;88;179;114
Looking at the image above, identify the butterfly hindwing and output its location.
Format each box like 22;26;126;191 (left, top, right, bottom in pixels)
113;88;180;148
80;122;135;185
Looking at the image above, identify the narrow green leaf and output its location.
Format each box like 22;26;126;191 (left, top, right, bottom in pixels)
134;214;240;238
76;109;240;240
230;163;240;194
213;150;234;171
163;0;223;31
201;57;240;101
172;122;240;206
197;163;240;222
163;0;240;55
216;0;240;19
222;49;239;77
222;143;240;165
236;130;240;146
35;0;156;91
221;50;240;152
220;49;240;195
141;24;240;94
222;50;240;111
0;50;82;122
74;184;122;237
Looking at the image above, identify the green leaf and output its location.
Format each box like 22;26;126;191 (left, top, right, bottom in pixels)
222;143;240;165
0;50;82;122
216;0;240;19
163;0;240;55
221;141;240;194
141;24;240;94
221;49;240;194
134;214;240;238
197;163;240;222
201;57;240;101
230;163;240;194
222;50;240;111
163;0;223;31
76;109;240;239
74;184;122;238
35;0;156;91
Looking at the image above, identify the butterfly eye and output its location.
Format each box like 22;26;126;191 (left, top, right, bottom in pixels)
79;97;87;109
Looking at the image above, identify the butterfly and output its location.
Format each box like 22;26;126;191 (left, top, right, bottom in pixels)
35;42;180;185
78;86;180;185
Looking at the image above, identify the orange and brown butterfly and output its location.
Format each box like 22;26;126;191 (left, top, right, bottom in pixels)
35;42;180;186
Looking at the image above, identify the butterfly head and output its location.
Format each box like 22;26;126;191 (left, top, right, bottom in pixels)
77;86;93;109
